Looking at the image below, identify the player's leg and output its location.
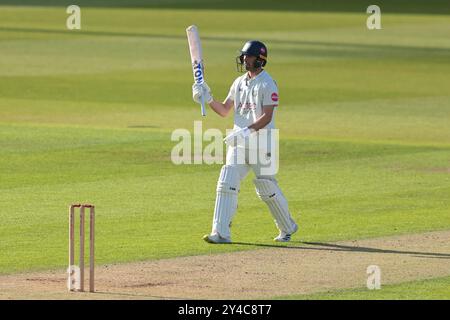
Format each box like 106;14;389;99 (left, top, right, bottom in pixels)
204;146;249;244
251;149;298;242
253;177;298;242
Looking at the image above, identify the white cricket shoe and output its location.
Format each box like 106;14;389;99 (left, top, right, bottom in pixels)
203;233;231;244
274;223;298;242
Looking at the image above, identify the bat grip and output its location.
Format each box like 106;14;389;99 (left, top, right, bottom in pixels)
200;95;206;116
199;75;206;116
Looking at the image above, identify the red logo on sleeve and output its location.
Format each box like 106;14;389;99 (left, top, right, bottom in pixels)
271;92;279;102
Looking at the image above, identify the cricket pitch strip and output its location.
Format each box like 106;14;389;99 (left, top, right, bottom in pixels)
1;230;449;300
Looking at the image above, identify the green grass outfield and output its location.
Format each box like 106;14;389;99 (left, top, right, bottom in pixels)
275;275;450;300
0;1;449;299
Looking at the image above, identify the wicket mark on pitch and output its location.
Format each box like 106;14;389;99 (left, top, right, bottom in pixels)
68;204;95;292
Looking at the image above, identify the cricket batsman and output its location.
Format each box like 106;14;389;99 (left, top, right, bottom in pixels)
192;40;298;243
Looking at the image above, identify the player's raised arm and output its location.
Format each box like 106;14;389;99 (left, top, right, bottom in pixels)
209;98;234;117
192;83;234;117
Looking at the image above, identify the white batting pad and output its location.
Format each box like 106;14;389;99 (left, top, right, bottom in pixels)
212;165;240;239
254;178;296;234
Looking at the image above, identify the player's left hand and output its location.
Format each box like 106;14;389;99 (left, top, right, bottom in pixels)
223;127;252;146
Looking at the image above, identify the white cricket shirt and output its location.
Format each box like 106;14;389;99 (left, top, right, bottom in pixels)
226;70;279;130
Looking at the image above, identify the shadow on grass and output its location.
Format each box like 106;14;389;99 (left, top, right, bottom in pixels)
1;26;450;59
231;241;450;259
0;0;448;15
127;125;160;129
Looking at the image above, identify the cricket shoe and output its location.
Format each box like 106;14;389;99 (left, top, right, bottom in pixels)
203;233;231;244
274;223;298;242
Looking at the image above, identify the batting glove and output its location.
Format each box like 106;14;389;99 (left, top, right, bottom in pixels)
192;82;213;104
223;127;252;146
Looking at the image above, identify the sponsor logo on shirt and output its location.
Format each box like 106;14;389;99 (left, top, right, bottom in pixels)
271;92;279;102
237;102;257;116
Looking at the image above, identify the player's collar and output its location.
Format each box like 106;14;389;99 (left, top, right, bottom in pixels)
246;69;265;82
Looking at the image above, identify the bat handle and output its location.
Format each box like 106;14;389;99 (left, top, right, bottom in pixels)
200;98;206;116
200;84;206;116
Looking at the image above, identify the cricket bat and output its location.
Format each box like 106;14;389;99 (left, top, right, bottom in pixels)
186;25;206;116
